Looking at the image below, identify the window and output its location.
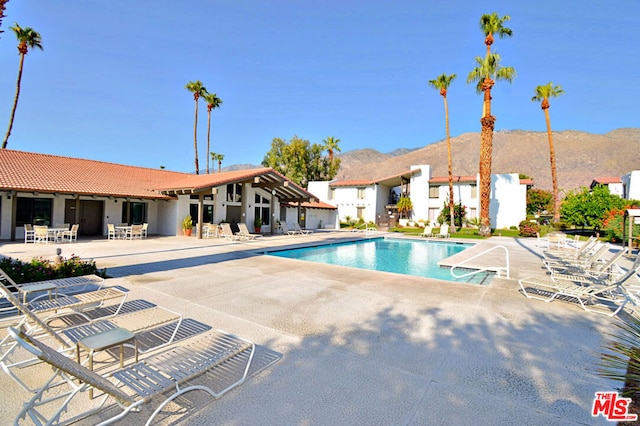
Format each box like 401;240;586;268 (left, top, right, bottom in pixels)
328;187;335;200
470;184;477;198
190;194;213;200
357;188;365;199
16;197;52;226
122;201;147;224
254;193;270;226
226;183;243;203
356;206;365;219
429;186;439;199
190;204;214;224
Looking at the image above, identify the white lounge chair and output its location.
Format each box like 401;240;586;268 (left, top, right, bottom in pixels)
535;232;549;248
519;254;640;316
8;326;254;426
436;224;450;238
0;269;127;324
219;223;240;241
420;225;433;237
278;222;297;235
236;223;260;240
292;222;312;235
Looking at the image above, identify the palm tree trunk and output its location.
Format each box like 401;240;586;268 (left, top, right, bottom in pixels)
2;53;25;149
477;81;495;237
206;109;212;174
193;100;199;174
445;97;455;228
478;114;495;237
545;109;560;223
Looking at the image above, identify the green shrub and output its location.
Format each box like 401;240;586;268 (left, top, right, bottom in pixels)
438;201;466;227
518;220;541;237
0;255;104;285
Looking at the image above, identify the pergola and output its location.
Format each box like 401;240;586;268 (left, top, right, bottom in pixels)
155;168;317;238
623;209;640;253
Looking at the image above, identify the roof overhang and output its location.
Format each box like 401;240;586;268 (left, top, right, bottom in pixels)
155;168;318;203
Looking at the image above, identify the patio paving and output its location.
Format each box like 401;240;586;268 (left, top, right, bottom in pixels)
0;231;634;425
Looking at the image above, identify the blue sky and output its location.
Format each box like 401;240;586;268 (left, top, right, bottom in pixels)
1;1;638;173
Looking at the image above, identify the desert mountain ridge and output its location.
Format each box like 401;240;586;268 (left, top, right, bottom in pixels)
223;128;640;193
334;128;640;193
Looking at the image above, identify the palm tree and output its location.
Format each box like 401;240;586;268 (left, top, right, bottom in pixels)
532;82;565;223
467;53;516;236
3;23;43;149
467;12;514;237
185;80;207;174
202;91;223;174
0;1;9;38
211;152;224;173
322;136;341;163
480;12;512;57
428;73;457;229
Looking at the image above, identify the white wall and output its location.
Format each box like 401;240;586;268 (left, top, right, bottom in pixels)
622;171;640;201
490;173;526;229
409;165;431;222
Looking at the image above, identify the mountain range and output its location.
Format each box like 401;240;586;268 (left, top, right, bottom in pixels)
334;128;640;193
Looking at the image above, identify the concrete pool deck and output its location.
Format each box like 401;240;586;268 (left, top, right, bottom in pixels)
0;231;635;425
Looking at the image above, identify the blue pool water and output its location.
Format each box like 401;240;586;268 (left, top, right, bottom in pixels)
268;238;493;285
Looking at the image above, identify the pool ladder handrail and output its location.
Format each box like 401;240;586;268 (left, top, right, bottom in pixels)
450;245;510;279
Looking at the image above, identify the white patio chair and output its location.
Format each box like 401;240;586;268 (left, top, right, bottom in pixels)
33;225;49;244
62;224;79;242
24;224;35;243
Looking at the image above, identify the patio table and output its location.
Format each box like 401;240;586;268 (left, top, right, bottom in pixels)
46;227;68;243
115;225;132;240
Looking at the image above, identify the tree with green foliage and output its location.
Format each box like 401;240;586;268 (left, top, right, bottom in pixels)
322;136;341;163
0;1;9;39
467;12;515;237
397;196;413;220
202;91;222;174
3;23;43;149
262;136;340;187
560;185;628;230
210;152;224;173
532;82;565;222
429;73;457;228
527;188;553;216
185;80;207;174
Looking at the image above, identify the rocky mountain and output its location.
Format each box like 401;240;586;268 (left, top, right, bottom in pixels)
335;128;640;192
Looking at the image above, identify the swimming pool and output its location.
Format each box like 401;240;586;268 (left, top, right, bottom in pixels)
268;237;493;285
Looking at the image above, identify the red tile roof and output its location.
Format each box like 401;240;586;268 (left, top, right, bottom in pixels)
0;150;318;202
329;180;376;187
591;177;621;185
429;176;477;184
280;200;336;210
0;149;183;199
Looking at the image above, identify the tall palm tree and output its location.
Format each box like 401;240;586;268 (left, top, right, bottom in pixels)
322;136;341;163
202;91;223;174
480;12;512;57
428;73;457;229
466;12;514;237
3;23;43;149
467;53;516;236
532;82;565;223
211;152;224;173
185;80;207;174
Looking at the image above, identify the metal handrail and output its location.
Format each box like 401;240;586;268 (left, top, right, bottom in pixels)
450;245;510;279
